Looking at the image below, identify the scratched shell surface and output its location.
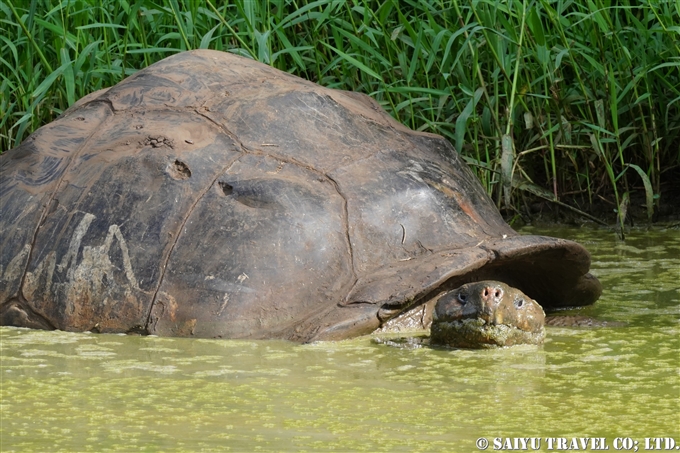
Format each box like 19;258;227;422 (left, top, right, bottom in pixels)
0;50;601;341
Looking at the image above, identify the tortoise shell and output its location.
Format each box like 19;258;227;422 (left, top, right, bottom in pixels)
0;50;601;341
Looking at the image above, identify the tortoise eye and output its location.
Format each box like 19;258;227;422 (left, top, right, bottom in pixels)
514;298;524;308
458;292;468;304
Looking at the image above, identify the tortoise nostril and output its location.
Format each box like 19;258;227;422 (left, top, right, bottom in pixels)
495;289;502;298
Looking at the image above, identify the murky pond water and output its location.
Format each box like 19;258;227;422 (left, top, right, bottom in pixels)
1;227;679;452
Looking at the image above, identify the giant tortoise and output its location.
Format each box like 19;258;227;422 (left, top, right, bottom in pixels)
0;50;601;344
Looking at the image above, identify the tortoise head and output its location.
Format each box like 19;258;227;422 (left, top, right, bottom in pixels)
430;281;546;348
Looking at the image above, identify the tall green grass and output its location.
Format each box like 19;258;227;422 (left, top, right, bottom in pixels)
1;0;678;225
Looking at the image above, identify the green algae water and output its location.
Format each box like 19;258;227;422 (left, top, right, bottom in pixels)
1;227;679;452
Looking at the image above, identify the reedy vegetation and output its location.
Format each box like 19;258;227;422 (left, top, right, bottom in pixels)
1;0;679;226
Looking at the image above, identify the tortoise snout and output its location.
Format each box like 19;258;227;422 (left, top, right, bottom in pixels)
433;281;510;323
480;284;504;305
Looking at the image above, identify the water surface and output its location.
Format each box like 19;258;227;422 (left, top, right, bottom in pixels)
1;226;679;452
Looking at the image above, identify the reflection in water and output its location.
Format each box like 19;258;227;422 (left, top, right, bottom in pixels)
1;227;679;451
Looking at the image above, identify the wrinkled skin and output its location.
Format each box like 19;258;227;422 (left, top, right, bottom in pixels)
430;281;546;348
